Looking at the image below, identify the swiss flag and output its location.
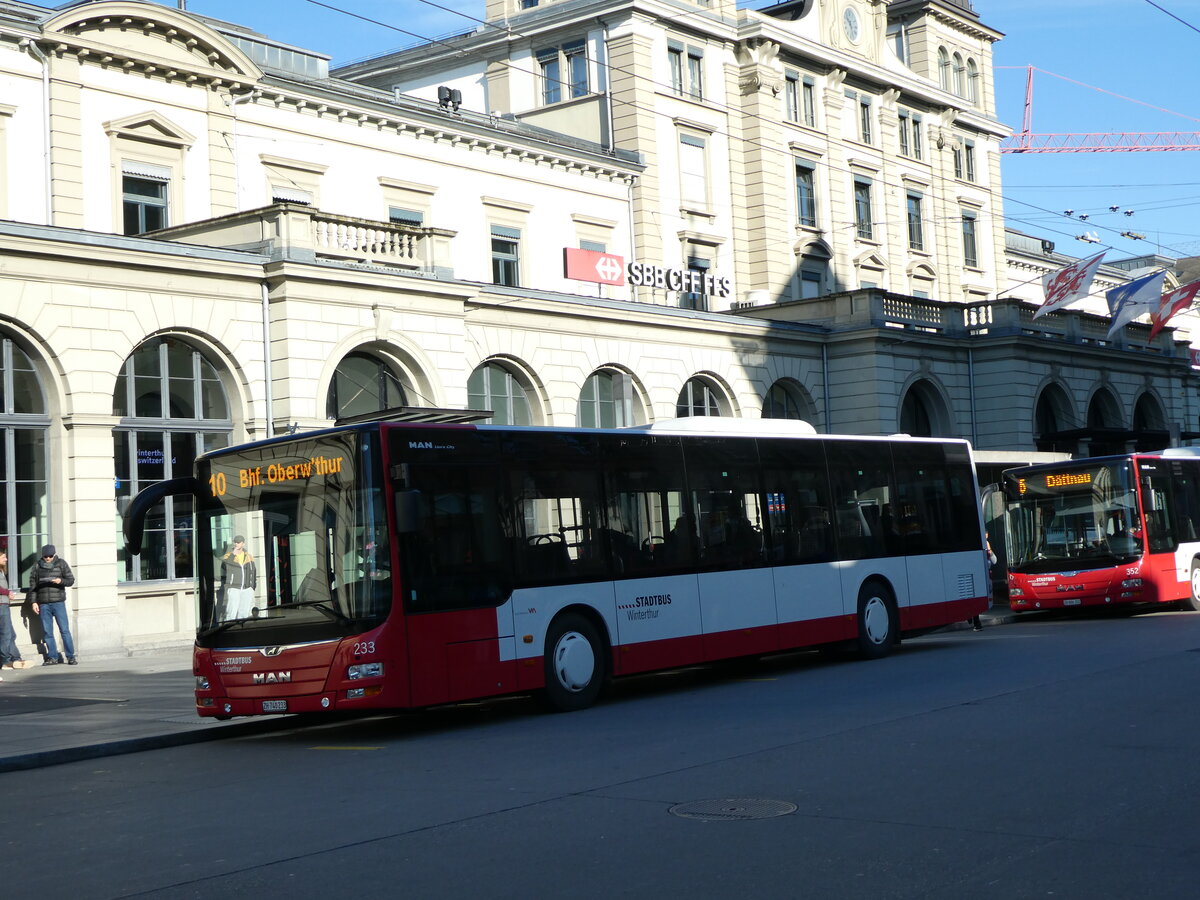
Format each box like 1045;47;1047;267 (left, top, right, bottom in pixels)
1149;279;1200;339
563;248;626;286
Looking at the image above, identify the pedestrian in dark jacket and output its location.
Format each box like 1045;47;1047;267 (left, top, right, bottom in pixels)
29;545;76;666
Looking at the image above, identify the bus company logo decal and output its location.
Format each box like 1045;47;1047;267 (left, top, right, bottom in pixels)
619;594;672;620
252;671;292;685
217;655;253;673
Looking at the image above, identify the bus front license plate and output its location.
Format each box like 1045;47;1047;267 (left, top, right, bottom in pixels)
262;700;288;712
1063;598;1081;606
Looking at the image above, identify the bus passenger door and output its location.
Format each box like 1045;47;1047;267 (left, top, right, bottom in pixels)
394;459;518;707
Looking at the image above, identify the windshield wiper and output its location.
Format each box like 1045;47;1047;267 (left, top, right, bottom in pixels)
199;617;256;639
273;600;354;625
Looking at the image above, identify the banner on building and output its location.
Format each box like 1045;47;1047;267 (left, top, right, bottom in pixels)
1105;269;1167;339
1033;251;1106;319
1149;279;1200;339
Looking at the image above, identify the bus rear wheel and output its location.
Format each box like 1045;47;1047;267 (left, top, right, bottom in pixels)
856;580;896;659
1187;562;1200;612
542;613;608;712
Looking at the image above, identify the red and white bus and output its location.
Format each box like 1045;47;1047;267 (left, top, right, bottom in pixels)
1003;449;1200;612
124;416;989;716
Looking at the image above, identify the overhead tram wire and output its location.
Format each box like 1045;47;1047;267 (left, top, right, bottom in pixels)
1142;0;1200;36
299;1;1198;261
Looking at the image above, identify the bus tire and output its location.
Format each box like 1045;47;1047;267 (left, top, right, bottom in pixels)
856;580;896;660
1187;562;1200;612
542;612;608;712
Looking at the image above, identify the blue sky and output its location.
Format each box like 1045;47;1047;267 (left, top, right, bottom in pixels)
156;0;1200;262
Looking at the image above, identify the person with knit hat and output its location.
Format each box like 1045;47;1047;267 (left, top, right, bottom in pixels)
29;544;76;666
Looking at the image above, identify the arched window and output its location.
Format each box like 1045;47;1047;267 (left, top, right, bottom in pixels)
966;58;979;104
468;361;533;425
938;48;951;91
899;379;950;437
326;351;408;420
1133;392;1168;451
676;377;725;418
0;336;50;582
114;338;232;583
1034;384;1075;454
762;380;814;421
953;53;965;97
1087;388;1122;430
578;369;642;428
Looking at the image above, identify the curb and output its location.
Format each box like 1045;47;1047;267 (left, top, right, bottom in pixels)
0;715;297;774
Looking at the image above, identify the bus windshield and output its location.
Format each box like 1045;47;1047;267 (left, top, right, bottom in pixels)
1005;460;1142;573
194;431;390;648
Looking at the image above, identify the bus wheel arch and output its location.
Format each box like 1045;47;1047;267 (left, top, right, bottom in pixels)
1187;560;1200;612
856;577;898;659
541;608;611;712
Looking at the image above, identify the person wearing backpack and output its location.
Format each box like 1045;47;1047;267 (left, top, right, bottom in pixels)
29;545;77;666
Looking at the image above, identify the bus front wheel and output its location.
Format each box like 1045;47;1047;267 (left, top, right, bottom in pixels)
1187;562;1200;612
856;581;896;659
542;613;608;712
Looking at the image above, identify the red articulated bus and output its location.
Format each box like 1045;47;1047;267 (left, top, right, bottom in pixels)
124;414;989;717
1003;448;1200;612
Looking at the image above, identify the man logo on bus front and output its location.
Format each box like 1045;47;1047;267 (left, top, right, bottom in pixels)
261;646;284;657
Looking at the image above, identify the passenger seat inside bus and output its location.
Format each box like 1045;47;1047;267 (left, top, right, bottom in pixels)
526;535;572;576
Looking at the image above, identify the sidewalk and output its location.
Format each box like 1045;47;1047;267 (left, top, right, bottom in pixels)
0;648;289;773
0;606;1016;773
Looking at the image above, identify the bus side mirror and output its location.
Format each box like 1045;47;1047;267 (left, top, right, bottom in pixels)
395;490;423;533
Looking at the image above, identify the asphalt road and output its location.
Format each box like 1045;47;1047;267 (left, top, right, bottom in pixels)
8;608;1200;899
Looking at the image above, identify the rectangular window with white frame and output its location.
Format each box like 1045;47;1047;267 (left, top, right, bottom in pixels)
491;225;521;286
682;253;711;311
906;192;924;251
678;132;709;211
802;76;816;127
899;110;923;160
538;40;589;106
785;73;800;122
795;160;817;228
845;89;872;143
964;140;976;182
854;177;874;240
961;211;979;268
669;41;703;100
121;163;171;235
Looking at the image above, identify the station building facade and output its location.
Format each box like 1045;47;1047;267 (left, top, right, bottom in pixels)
0;0;1194;654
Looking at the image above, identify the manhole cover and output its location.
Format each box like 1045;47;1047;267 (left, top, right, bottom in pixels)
669;798;796;821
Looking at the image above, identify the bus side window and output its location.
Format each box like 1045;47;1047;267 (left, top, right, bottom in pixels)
758;437;833;566
599;434;692;576
682;437;766;571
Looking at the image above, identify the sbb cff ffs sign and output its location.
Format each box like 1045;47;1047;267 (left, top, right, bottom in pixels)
563;248;732;298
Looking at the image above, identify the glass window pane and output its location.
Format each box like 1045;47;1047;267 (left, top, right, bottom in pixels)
14;428;46;482
135;431;165;484
10;343;45;414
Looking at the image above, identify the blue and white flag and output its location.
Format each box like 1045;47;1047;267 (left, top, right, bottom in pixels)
1106;269;1167;338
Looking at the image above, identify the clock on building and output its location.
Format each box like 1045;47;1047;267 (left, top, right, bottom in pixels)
842;6;861;43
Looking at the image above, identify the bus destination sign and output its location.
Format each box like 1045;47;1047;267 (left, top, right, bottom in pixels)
208;454;346;497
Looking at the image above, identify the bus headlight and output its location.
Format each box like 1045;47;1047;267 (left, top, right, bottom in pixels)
1009;588;1024;597
195;676;210;690
1121;579;1143;588
347;662;384;680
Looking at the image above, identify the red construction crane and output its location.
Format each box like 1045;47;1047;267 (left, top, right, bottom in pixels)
1000;66;1200;154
